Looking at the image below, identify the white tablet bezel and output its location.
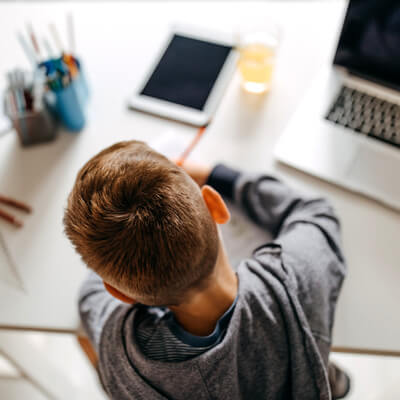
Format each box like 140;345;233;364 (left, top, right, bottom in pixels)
127;25;239;127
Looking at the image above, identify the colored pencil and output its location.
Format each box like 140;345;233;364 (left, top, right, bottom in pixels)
0;209;23;228
0;195;32;213
26;22;41;57
43;37;55;58
176;126;206;166
16;32;37;66
49;23;65;54
67;13;75;54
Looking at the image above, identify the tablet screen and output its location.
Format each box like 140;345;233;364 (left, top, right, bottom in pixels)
140;34;233;111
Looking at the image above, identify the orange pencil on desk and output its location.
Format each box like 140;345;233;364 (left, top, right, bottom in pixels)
176;126;206;166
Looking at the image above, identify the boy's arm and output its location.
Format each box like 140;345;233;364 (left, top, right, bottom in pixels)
205;164;347;342
206;164;344;259
78;271;123;352
206;164;342;248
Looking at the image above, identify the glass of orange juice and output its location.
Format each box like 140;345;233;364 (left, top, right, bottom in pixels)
237;24;280;94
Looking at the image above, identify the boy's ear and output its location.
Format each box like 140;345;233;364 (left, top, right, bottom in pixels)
104;282;136;305
201;185;230;224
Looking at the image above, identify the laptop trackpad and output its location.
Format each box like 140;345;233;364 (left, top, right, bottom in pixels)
347;145;400;204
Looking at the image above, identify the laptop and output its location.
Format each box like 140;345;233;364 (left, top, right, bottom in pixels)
275;0;400;211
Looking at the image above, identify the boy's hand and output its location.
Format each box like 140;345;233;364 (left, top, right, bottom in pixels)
177;161;212;187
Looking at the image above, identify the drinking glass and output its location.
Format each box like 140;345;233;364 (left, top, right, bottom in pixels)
237;23;280;94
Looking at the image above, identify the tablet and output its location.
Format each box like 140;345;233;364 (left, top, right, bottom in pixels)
127;26;238;126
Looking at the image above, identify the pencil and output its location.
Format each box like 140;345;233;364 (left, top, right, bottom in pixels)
7;89;23;138
0;209;23;228
43;37;55;58
49;23;65;54
176;126;207;166
26;22;41;57
0;195;32;213
16;32;37;66
67;13;75;54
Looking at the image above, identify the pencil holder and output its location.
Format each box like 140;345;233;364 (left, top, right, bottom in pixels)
54;71;89;132
3;91;58;147
76;67;89;104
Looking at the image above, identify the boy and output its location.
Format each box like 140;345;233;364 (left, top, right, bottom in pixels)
64;140;349;399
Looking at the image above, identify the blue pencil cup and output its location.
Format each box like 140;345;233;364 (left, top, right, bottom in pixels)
54;72;89;132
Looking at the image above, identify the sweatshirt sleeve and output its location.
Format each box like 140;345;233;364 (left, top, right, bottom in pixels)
206;164;347;345
207;164;344;260
78;271;123;352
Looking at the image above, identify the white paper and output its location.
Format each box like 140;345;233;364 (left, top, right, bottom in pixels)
0;233;24;292
220;201;271;269
151;131;272;268
149;129;197;161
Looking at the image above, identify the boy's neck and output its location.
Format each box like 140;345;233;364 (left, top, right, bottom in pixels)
169;244;238;337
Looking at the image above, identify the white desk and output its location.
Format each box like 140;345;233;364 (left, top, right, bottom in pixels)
0;0;399;362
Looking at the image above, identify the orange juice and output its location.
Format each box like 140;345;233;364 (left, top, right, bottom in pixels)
238;43;276;93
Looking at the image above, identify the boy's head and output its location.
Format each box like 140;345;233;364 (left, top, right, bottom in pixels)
64;141;221;306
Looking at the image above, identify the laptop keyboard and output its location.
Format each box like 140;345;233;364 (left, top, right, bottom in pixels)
325;86;400;148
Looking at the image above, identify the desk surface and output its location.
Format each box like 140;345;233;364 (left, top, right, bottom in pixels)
0;1;399;355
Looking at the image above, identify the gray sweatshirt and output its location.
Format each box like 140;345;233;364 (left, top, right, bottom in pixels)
78;165;346;399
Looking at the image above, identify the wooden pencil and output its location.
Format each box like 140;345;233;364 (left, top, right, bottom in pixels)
0;209;23;228
0;195;32;213
176;126;206;166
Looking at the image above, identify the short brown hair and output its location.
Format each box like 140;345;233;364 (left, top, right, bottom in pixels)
64;141;218;305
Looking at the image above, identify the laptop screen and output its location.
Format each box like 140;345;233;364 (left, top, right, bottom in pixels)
334;0;400;90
